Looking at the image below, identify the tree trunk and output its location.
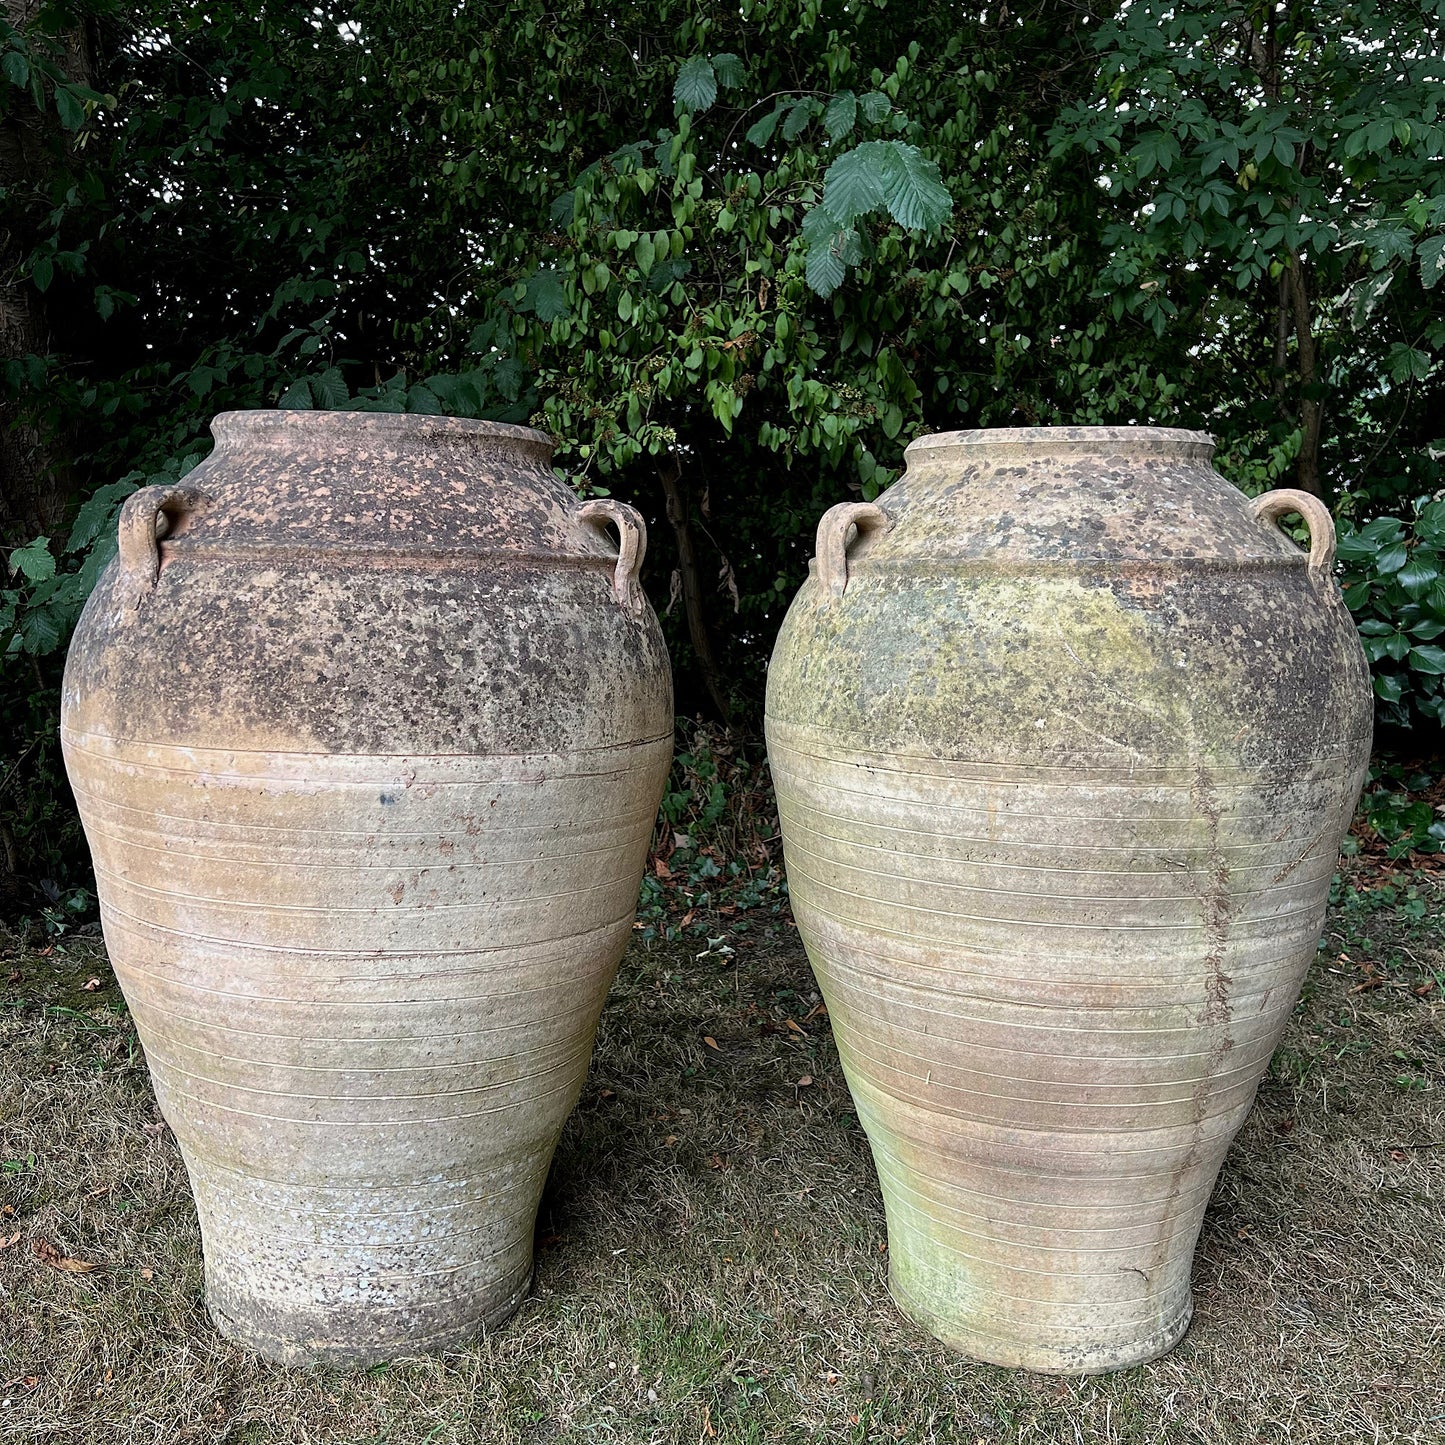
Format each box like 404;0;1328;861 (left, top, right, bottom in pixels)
0;0;89;543
656;451;732;724
1284;254;1323;497
1272;271;1290;414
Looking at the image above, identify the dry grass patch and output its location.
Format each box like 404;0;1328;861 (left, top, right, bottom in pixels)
2;865;1442;1444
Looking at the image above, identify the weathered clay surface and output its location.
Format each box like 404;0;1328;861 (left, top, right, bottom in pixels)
62;411;672;1365
765;427;1371;1374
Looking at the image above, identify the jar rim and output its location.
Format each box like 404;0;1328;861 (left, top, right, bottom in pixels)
211;409;554;461
904;426;1215;462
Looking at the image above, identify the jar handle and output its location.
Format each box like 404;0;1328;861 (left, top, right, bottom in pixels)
118;484;204;609
1250;489;1336;585
816;502;890;599
578;498;647;614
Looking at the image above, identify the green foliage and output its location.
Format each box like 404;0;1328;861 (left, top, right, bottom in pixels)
1344;761;1445;859
638;721;786;946
1050;0;1445;507
1338;496;1445;727
1051;0;1445;321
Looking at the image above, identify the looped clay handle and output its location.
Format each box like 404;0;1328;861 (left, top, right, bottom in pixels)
579;498;648;614
1250;488;1336;586
816;502;891;600
118;484;205;610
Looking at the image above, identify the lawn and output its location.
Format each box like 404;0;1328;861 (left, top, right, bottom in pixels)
2;862;1442;1445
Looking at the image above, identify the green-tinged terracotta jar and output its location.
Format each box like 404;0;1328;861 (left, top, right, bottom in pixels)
765;426;1371;1373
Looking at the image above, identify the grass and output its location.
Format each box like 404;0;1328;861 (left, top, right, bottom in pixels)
2;861;1443;1445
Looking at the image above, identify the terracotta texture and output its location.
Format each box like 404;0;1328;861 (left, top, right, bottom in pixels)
61;411;672;1365
765;427;1371;1374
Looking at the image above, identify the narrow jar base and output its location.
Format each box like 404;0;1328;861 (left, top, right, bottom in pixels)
889;1270;1194;1376
208;1268;534;1368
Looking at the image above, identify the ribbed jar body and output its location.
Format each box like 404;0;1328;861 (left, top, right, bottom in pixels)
765;428;1371;1374
61;412;672;1365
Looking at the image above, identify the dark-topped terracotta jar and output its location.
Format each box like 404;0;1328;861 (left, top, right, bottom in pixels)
62;411;672;1365
766;426;1371;1373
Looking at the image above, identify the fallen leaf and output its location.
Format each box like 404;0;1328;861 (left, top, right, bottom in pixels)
653;857;672;880
139;1267;154;1280
702;1404;716;1439
802;1002;829;1022
0;1232;21;1251
795;1075;813;1087
663;1134;678;1147
82;977;102;992
785;1019;807;1035
31;1237;101;1273
703;1036;720;1051
142;1121;168;1138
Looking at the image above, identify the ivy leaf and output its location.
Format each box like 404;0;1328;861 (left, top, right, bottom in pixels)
674;56;717;114
710;53;745;90
9;538;56;583
1409;644;1445;675
823;90;857;142
1416;500;1445;547
1398;551;1441;596
1375;542;1409;574
877;142;953;232
2;50;29;88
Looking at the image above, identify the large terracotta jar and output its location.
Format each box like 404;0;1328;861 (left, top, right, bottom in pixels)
61;412;672;1365
765;427;1371;1374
